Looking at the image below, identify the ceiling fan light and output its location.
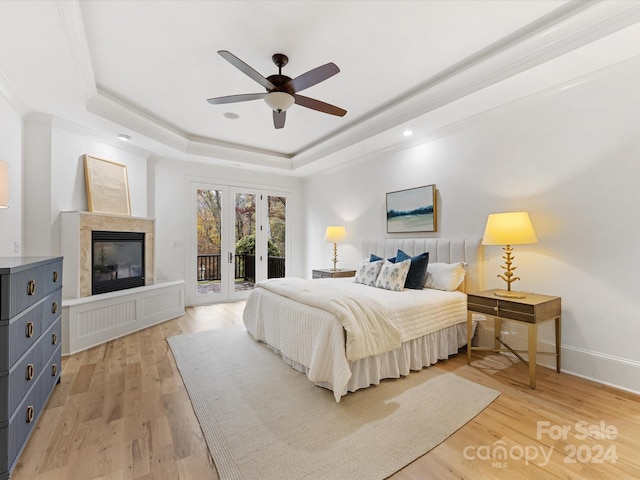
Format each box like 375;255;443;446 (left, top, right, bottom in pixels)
264;92;295;112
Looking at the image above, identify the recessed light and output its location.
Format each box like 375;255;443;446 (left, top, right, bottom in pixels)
224;112;240;120
117;134;132;141
402;129;413;137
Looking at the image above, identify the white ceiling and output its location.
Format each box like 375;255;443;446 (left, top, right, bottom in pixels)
1;1;640;176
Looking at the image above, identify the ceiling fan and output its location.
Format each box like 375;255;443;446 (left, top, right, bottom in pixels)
207;50;347;129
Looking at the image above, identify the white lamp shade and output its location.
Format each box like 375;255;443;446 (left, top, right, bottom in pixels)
0;160;8;208
482;212;538;245
324;226;346;243
264;92;295;112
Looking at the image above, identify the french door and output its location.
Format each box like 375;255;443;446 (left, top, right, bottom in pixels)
188;182;288;305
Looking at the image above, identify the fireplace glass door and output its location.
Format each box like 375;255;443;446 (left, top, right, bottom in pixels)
92;230;145;295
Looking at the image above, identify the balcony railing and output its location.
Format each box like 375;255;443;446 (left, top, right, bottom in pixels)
197;254;285;282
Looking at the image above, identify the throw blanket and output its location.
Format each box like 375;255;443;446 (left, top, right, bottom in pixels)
256;278;401;361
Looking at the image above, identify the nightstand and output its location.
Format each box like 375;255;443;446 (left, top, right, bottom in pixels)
312;268;356;279
466;289;561;389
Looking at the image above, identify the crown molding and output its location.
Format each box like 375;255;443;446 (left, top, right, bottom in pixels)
292;1;640;170
56;0;97;101
0;70;29;117
55;0;640;174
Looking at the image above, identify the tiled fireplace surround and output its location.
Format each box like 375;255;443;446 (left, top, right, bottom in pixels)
61;211;154;298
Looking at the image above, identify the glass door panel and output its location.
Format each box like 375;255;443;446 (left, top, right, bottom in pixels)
194;186;227;303
267;195;286;279
231;189;257;298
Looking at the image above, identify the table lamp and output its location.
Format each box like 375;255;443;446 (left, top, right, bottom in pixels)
0;160;8;208
324;226;346;270
482;212;538;298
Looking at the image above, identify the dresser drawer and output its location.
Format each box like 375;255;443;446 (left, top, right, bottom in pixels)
497;300;536;323
0;267;45;321
467;295;498;316
41;344;62;406
0;377;42;474
0;258;62;320
41;318;61;375
43;289;62;328
0;303;44;372
0;341;43;423
42;259;63;297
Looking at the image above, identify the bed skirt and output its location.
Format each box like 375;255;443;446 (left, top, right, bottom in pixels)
267;321;475;398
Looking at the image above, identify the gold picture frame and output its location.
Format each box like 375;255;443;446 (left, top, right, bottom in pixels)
84;154;131;215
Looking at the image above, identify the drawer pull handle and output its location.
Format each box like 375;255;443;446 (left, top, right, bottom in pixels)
26;364;34;380
52;364;58;376
26;405;34;423
52;333;58;345
53;270;59;282
27;280;36;296
494;306;499;312
26;322;34;338
52;302;58;314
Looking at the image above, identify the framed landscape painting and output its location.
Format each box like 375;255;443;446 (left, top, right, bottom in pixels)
386;184;437;233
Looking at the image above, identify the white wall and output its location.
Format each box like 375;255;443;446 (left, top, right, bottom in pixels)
303;56;640;393
0;94;22;256
149;157;302;289
22;115;148;256
16;113;303;307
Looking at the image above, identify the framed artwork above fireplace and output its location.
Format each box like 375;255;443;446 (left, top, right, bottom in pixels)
84;154;131;216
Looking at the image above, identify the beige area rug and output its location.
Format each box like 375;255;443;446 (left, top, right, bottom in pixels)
167;327;499;480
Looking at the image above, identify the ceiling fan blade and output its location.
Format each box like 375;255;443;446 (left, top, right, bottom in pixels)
218;50;275;90
294;94;347;117
273;110;286;129
287;63;340;93
206;93;266;105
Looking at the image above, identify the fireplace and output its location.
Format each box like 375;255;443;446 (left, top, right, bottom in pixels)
92;230;145;295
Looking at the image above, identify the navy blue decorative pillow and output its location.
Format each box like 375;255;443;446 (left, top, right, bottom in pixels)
396;249;429;289
370;253;396;263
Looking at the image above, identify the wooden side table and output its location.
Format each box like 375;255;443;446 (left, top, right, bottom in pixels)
312;268;356;279
466;289;561;389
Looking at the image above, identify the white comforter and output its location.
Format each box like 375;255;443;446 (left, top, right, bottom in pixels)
255;277;401;361
243;277;467;401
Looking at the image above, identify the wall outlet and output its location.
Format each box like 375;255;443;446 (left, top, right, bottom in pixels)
14;241;20;253
173;241;184;248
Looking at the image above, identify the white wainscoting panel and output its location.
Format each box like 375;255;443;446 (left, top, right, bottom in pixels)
62;280;185;355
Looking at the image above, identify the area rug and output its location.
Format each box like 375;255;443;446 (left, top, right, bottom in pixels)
167;327;499;480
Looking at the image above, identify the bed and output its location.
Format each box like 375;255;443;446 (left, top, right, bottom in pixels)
243;237;483;402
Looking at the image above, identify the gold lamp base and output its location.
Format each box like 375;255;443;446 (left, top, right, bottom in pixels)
494;290;527;299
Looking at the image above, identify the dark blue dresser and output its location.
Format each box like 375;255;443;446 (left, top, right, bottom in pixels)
0;257;63;479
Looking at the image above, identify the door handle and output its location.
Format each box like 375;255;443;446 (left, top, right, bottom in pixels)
229;252;233;263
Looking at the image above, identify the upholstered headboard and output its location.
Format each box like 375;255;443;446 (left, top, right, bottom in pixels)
361;238;484;293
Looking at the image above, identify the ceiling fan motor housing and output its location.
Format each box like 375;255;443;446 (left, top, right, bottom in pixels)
266;75;294;94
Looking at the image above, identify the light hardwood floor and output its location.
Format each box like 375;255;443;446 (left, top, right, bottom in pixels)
11;302;640;480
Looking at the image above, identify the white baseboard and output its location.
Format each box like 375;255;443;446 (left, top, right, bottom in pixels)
475;324;640;395
62;280;185;355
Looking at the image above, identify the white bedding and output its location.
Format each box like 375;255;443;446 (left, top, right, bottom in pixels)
243;277;469;402
255;277;402;361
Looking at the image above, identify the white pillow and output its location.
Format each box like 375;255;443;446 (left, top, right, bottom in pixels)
354;259;383;286
424;262;466;291
375;258;411;292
